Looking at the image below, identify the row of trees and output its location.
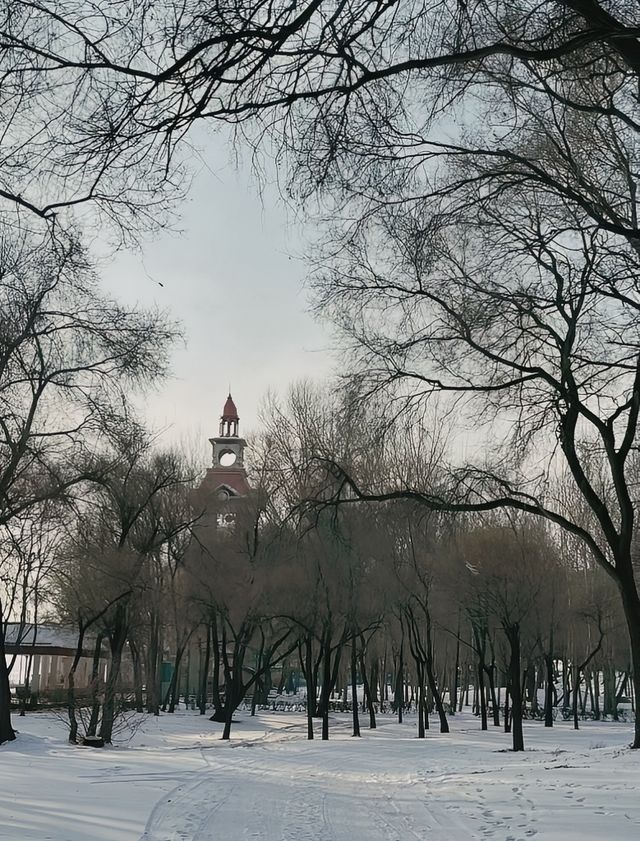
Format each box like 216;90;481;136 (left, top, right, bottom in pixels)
250;385;634;752
3;369;631;754
25;385;633;753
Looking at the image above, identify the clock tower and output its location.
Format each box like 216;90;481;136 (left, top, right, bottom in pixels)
194;394;251;522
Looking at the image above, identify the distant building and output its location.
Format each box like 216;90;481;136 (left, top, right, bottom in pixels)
5;623;112;697
192;393;251;529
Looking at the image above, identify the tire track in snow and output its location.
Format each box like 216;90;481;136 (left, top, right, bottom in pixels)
139;749;263;841
139;740;479;841
139;771;234;841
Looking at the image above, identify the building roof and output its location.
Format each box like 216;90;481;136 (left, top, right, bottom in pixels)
4;623;99;657
199;467;251;497
222;393;239;421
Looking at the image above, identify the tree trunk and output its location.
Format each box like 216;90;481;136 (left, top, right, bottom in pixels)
210;617;223;720
603;664;617;718
252;634;271;715
321;637;332;741
199;625;211;715
351;636;360;737
370;660;379;704
219;625;247;739
317;633;342;741
67;624;88;744
544;653;555;727
416;664;426;739
477;658;488;730
459;665;467;711
222;692;234;740
395;643;404;724
423;617;448;734
484;663;500;726
250;679;260;716
146;612;161;715
504;683;511;733
525;665;537;713
505;623;524;751
183;645;192;708
472;625;488;730
67;665;79;745
129;641;144;713
426;661;449;734
561;657;571;714
586;671;595;717
219;628;235;740
303;636;315;740
87;633;104;737
451;620;460;716
164;648;183;713
362;658;382;730
99;619;127;744
619;582;640;748
616;671;629;716
0;620;16;744
360;652;377;729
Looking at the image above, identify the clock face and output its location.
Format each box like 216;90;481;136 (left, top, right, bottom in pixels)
218;449;237;467
216;488;229;500
216;512;235;528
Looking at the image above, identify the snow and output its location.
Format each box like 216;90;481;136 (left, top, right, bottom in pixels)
1;710;639;840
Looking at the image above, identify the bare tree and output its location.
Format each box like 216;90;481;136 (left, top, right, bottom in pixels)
308;144;640;747
189;490;298;740
0;227;178;744
0;501;63;721
81;427;195;744
453;522;552;750
1;1;639;235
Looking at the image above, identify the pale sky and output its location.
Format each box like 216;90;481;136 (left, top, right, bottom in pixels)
100;133;336;450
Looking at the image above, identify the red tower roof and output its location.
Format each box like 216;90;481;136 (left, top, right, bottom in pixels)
222;393;239;421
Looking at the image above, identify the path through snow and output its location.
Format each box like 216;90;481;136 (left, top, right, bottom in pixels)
140;741;471;841
2;711;640;841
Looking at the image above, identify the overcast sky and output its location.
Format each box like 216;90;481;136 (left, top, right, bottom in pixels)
100;133;337;451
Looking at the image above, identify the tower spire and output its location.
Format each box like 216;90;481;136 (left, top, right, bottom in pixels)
219;392;239;437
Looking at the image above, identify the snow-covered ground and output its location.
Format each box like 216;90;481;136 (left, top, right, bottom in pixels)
1;709;638;841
